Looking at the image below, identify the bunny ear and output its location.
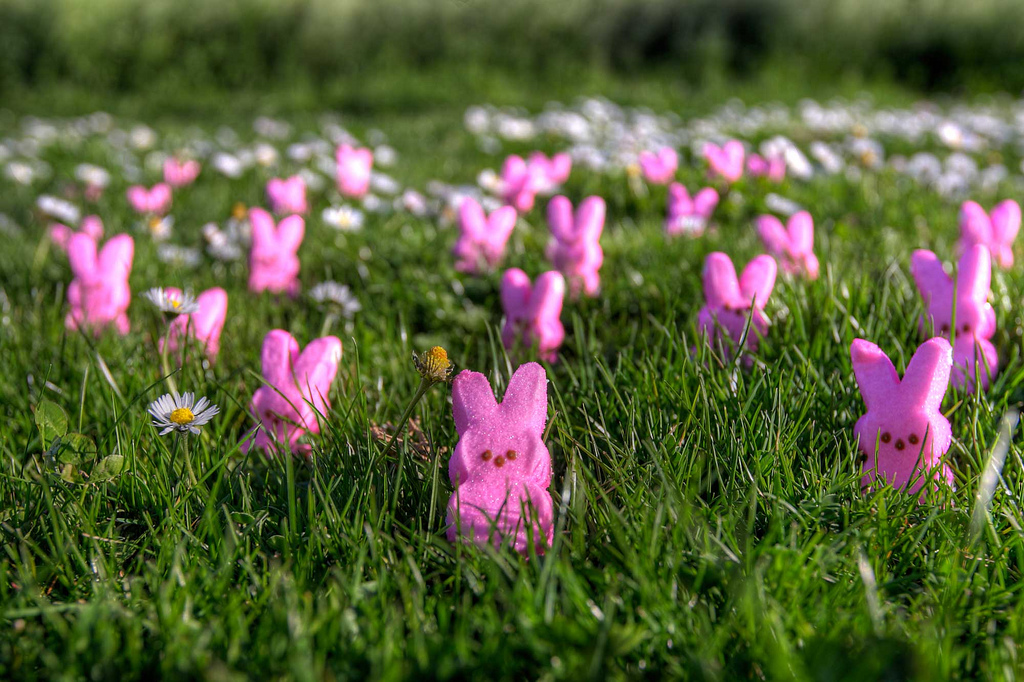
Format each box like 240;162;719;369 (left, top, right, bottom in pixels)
152;183;171;208
501;268;533;316
990;199;1021;245
910;249;952;304
276;215;305;253
576;196;606;242
458;197;486;238
549;153;571;182
702;252;742;307
739;255;777;308
724;140;745;164
527;271;565;322
261;329;300;389
502;155;527;181
899;337;952;411
692;188;719;218
499;362;548;436
660;147;678;165
755;215;789;254
67;233;98;278
956;244;992;302
488;205;518;242
192;287;229;339
452;370;499;435
850;339;900;410
787;211;814;253
668;183;692;212
249;207;275;245
98;235;134;276
547;195;575;241
81;215;104;241
293;336;343;416
960;200;993;243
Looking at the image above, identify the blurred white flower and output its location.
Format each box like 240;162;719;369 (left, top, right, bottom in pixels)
36;195;80;225
309;281;362;318
323;205;365;231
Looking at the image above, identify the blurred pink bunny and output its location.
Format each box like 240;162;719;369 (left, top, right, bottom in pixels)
958;199;1019;268
336;144;373;198
65;233;134;336
746;153;785;182
527;152;572;194
755;211;819;279
50;215;103;253
500;268;566;362
127;183;171;215
160;287;229;360
453;198;517;273
163;158;201;187
697;253;776;363
248;207;304;296
851;337;955;496
911;245;998;392
447;362;554;554
243;329;343;455
546;195;605;297
665;183;718;236
639;147;678;185
500;155;540;213
266;175;307;214
704;140;745;184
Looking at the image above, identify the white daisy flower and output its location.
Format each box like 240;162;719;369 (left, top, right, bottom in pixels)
322;205;365;231
212;152;244;178
36;195;81;225
157;245;201;268
142;287;200;315
310;281;362;319
74;163;111;189
148;392;219;436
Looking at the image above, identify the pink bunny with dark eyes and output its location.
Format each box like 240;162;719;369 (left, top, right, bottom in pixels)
704;140;745;183
126;183;171;215
163;158;200;187
851;337;954;496
50;215;103;253
697;253;777;362
65;233;134;336
665;183;719;236
527;151;572;194
959;199;1019;268
545;195;605;297
755;211;819;279
453;198;517;273
243;329;343;455
159;287;229;360
639;147;678;185
248;207;304;296
501;155;541;213
447;362;553;555
266;175;307;215
336;144;373;198
501;268;566;363
911;245;998;392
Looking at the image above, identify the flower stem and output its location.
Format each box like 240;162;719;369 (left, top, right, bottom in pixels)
381;377;430;462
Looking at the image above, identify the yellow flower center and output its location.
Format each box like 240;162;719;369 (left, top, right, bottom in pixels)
170;298;182;309
415;345;453;383
169;407;195;425
626;162;641;177
148;216;163;231
232;202;247;220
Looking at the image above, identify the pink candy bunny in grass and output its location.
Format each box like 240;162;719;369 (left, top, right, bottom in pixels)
266;175;307;215
65;233;134;336
336;144;373;198
639;147;678;185
163;158;201;188
746;153;786;182
697;253;777;363
243;330;343;455
665;183;719;237
50;215;103;253
248;208;304;296
159;287;229;360
500;269;566;363
527;151;572;194
911;245;998;392
500;155;541;213
546;195;605;297
959;199;1020;268
447;362;554;555
703;140;745;184
453;198;517;273
755;211;819;280
126;183;172;215
850;337;955;497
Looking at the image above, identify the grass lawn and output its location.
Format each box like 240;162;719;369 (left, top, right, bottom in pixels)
1;71;1023;680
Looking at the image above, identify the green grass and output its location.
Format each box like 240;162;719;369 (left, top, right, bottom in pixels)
2;75;1024;680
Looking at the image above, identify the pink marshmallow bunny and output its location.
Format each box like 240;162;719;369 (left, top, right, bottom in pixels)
65;233;134;336
911;245;998;392
704;140;745;184
500;268;566;363
336;144;373;198
850;337;955;496
500;155;540;213
159;287;229;360
697;253;776;362
527;152;572;194
50;215;104;253
958;199;1019;269
755;211;820;279
243;330;343;455
665;183;719;237
447;362;554;555
639;147;678;185
746;153;786;182
248;208;304;296
545;195;605;297
163;158;201;188
127;183;172;215
266;175;308;215
453;198;517;273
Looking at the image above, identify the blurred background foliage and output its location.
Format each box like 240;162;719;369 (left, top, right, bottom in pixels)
2;0;1024;104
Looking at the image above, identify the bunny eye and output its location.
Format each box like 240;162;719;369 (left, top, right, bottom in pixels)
506;450;518;461
940;324;950;333
880;432;891;443
481;450;492;461
895;439;905;451
493;454;506;468
908;434;919;445
961;323;970;333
